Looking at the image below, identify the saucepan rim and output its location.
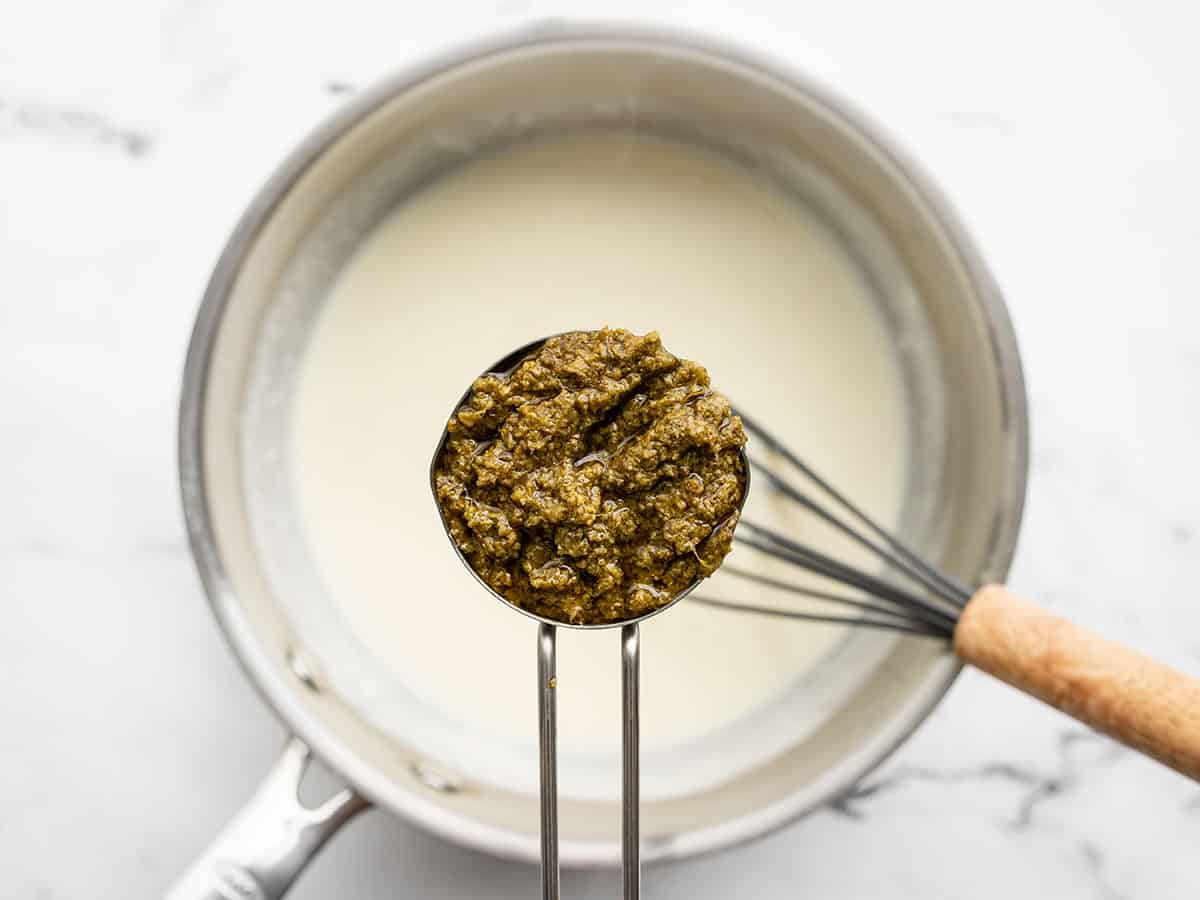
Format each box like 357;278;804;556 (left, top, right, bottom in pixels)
177;17;1028;866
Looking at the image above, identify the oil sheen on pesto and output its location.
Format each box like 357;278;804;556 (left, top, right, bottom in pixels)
434;328;747;625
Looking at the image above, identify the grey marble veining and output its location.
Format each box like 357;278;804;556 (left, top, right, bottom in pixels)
1;1;1197;898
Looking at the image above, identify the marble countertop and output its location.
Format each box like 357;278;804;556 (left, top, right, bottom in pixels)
2;1;1197;897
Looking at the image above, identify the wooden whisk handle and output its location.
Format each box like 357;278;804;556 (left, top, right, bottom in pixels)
954;585;1200;781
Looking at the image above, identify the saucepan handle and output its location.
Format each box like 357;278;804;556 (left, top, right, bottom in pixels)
165;738;368;900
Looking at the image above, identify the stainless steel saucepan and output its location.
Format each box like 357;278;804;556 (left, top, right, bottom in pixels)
170;21;1028;899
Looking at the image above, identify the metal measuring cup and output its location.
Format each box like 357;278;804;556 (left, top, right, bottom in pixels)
430;336;749;900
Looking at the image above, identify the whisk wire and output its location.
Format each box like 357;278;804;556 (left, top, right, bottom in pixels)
737;411;971;607
690;594;945;637
747;452;963;608
701;410;977;638
719;563;936;626
735;525;958;635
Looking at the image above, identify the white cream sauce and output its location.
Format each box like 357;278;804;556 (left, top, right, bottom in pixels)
293;134;908;783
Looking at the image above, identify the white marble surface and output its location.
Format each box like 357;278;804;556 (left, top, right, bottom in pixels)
2;1;1198;897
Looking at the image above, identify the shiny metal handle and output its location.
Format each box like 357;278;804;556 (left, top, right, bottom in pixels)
622;624;640;900
165;738;368;900
537;624;560;900
538;622;640;900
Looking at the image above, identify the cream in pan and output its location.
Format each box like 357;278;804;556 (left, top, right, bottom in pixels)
293;133;909;798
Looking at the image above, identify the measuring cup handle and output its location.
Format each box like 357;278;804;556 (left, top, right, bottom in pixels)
164;738;368;900
622;623;641;900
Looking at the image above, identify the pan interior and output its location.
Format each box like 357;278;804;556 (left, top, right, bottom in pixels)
198;36;1022;860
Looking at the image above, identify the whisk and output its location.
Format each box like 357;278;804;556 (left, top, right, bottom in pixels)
434;341;1200;900
693;409;969;638
701;409;1200;785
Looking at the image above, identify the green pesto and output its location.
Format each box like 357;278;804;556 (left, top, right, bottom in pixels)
434;328;746;625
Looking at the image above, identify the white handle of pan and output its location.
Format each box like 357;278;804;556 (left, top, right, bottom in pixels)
164;738;367;900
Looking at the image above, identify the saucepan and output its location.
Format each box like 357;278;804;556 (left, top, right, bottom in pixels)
170;20;1028;898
